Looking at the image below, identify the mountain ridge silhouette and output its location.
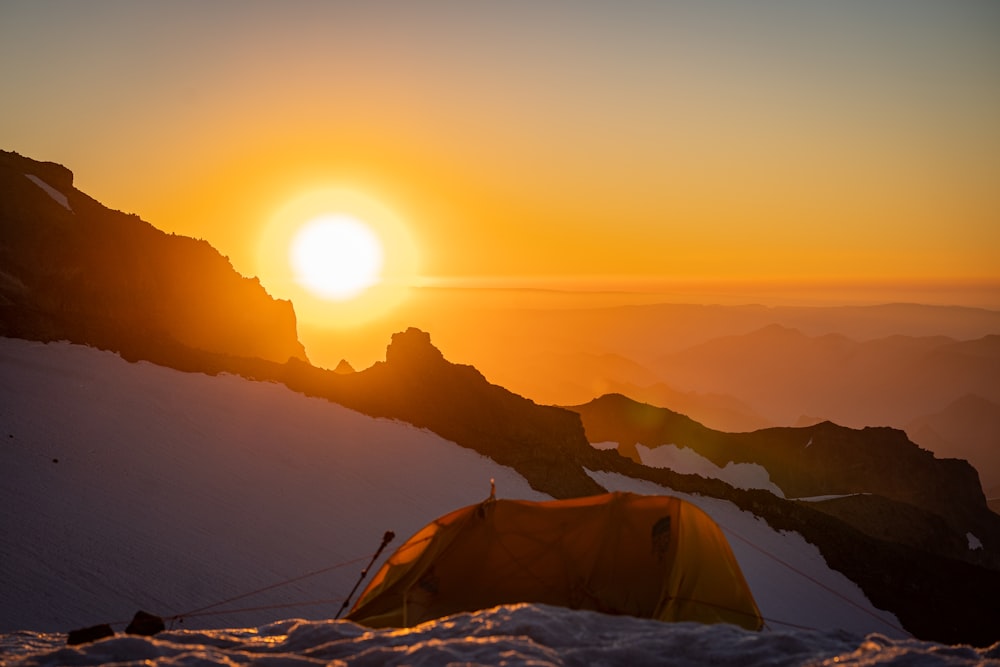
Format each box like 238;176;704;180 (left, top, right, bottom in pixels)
0;150;307;365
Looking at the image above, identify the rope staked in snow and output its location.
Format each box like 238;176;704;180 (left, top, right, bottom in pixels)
717;522;912;637
336;530;396;619
170;597;352;624
169;553;374;626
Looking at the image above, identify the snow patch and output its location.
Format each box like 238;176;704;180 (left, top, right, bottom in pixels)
636;443;785;497
24;174;72;211
967;532;983;551
589;440;619;450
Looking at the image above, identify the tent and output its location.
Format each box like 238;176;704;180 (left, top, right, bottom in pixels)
347;492;763;630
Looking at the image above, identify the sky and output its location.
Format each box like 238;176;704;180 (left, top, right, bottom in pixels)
2;1;999;336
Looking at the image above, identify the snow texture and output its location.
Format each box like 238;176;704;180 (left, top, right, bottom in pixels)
4;604;999;667
2;338;997;665
635;442;786;497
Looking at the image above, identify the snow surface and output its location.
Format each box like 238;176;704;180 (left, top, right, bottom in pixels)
4;605;999;667
0;337;547;632
3;337;996;665
635;442;786;497
969;532;984;551
24;174;71;211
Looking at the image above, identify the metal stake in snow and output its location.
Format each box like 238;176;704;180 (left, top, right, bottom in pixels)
336;530;395;619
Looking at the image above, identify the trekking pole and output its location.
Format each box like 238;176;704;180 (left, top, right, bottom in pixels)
336;530;395;619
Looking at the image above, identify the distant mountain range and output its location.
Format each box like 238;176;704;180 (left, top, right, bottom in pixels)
415;301;1000;490
2;149;999;644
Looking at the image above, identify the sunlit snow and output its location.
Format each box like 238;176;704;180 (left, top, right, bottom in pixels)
5;604;1000;667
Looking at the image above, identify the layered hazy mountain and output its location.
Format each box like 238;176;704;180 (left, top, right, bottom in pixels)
402;301;1000;491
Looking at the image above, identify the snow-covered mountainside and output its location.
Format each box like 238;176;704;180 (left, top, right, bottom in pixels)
5;336;997;665
0;337;546;632
3;337;896;630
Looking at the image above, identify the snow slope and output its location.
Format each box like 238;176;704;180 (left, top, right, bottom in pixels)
3;336;979;665
0;338;547;632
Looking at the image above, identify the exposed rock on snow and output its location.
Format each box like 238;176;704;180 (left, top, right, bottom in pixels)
4;604;1000;667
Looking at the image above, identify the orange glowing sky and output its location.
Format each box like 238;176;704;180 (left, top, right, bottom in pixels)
3;2;999;326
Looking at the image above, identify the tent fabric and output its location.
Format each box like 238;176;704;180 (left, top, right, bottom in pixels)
347;492;763;630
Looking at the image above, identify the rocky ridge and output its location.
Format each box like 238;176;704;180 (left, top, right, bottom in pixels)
569;393;993;552
0;150;306;365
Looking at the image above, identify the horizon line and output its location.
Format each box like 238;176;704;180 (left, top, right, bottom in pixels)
407;276;1000;310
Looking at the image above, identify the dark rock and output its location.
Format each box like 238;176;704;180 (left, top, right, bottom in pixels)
569;393;999;564
27;160;73;192
333;359;356;374
66;623;114;645
326;328;605;499
385;327;446;368
125;610;165;636
0;149;308;366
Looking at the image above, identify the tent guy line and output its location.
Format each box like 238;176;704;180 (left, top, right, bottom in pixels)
717;522;910;636
68;492;908;640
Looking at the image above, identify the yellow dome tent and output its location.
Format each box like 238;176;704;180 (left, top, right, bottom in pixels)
347;492;763;630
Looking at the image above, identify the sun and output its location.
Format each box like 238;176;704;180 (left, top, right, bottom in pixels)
257;186;419;329
290;215;384;301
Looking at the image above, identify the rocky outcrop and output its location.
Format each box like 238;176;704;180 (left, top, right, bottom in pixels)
333;359;356;374
584;450;1000;647
568;393;1000;569
328;328;606;499
0;150;307;364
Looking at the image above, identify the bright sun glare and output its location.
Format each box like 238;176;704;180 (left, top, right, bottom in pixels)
257;187;419;329
290;215;384;301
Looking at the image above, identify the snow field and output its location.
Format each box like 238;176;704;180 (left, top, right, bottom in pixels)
3;337;995;666
0;338;546;632
1;337;899;639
